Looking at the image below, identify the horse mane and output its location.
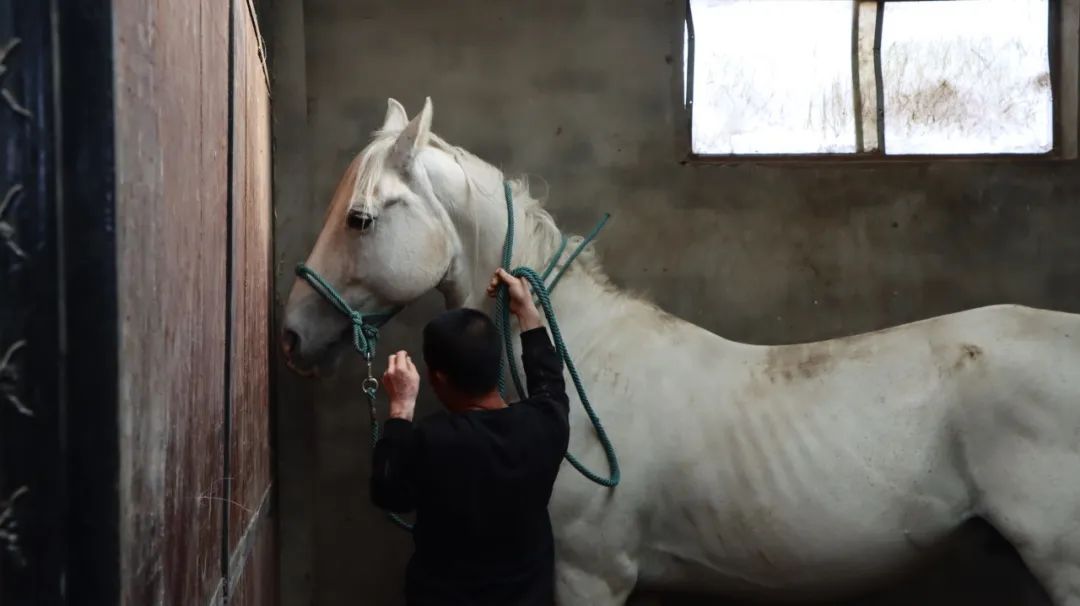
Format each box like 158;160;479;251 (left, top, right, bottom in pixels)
445;141;619;294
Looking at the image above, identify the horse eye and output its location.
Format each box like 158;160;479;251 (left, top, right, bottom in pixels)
346;210;375;231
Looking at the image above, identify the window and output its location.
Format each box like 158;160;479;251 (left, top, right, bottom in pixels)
684;0;1072;158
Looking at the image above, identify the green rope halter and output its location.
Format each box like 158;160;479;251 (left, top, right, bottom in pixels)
294;264;401;360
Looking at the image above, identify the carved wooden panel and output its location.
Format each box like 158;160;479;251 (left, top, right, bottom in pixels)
0;0;64;604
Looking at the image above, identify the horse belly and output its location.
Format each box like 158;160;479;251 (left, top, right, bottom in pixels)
637;483;964;600
635;399;971;601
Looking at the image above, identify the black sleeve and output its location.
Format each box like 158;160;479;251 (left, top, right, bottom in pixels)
371;418;420;513
520;327;570;418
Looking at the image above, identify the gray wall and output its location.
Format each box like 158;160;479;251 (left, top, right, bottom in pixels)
265;0;315;605
271;0;1080;604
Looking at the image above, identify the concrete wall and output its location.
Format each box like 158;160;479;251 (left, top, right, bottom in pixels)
272;0;1080;604
265;0;316;604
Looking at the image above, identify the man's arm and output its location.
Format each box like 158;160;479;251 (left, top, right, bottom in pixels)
370;351;421;513
371;419;419;512
520;327;569;415
487;269;570;417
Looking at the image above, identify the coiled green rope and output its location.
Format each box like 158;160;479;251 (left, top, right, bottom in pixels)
494;181;620;487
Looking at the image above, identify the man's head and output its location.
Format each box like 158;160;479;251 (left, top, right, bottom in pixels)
422;308;501;406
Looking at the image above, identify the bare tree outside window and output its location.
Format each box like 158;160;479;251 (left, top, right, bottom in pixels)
685;0;1055;157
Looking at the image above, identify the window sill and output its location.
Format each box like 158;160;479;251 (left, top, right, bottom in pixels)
680;152;1079;168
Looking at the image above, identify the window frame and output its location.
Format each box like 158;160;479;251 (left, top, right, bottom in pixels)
679;0;1080;164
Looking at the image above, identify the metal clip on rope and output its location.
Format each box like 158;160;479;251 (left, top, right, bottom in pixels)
295;263;413;531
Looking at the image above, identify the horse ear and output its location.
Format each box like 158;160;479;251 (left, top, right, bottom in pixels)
383;98;408;131
390;97;433;166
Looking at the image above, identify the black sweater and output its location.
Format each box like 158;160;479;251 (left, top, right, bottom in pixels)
372;328;571;606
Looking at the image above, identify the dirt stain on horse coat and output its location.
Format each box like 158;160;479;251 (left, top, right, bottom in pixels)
762;346;836;383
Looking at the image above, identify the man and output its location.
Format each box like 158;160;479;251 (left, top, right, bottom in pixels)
372;268;570;606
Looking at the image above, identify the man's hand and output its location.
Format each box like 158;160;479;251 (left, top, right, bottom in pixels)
487;268;542;331
383;351;420;421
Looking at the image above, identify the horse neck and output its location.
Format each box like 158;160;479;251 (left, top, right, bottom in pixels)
443;169;559;303
438;158;655;347
452;182;628;336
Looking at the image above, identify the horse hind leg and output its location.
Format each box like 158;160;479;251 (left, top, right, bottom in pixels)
965;421;1080;604
991;517;1080;606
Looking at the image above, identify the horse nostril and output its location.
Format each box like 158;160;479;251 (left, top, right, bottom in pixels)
282;329;300;357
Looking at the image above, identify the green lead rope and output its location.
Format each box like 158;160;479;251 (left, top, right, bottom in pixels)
494;181;620;488
295;263;412;530
366;386;416;532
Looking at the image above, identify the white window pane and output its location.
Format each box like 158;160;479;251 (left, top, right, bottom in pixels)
881;0;1052;155
690;0;856;155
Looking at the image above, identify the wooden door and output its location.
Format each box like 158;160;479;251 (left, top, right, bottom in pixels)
0;0;276;604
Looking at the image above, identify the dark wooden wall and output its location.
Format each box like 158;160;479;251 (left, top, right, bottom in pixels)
0;0;276;604
113;0;276;602
113;0;230;602
228;0;277;603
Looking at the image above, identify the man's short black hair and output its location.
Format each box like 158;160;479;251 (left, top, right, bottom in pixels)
422;308;502;396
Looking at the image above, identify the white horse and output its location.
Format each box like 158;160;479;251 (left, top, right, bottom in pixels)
282;97;1080;606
